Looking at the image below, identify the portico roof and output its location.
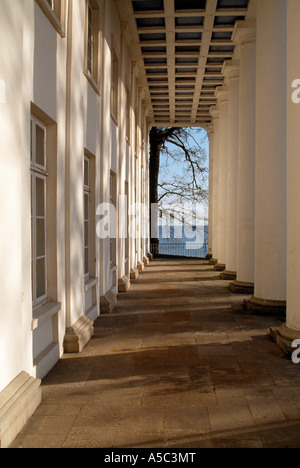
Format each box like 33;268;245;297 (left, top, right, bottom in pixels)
116;0;255;127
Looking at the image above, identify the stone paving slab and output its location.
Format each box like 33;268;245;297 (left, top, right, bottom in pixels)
11;259;300;448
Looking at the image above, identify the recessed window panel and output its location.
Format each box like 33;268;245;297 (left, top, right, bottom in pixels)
36;219;46;258
36;125;45;167
36;257;46;299
36;177;45;217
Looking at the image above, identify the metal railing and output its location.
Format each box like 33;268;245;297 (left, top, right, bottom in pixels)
150;242;208;259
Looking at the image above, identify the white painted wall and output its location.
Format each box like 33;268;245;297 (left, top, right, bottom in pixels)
0;0;150;391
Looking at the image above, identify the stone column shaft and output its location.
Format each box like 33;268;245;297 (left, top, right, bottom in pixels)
230;22;256;294
210;107;220;264
207;126;214;260
214;88;228;271
247;0;287;315
221;61;239;280
271;0;300;351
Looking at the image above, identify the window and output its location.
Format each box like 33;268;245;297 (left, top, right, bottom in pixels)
83;151;96;280
36;0;66;36
31;117;47;307
46;0;60;16
85;0;101;93
111;48;119;122
84;157;90;278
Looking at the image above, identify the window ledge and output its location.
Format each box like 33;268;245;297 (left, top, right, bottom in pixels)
32;301;61;331
36;0;65;37
84;277;98;292
84;70;101;96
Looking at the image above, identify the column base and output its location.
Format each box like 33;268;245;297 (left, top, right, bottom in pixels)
220;270;237;281
270;324;300;355
143;256;150;266
0;372;42;448
229;280;254;295
209;258;218;265
205;253;213;261
130;268;139;280
64;315;94;353
100;288;117;315
214;263;226;272
147;252;154;261
137;261;144;272
245;296;286;318
118;275;131;293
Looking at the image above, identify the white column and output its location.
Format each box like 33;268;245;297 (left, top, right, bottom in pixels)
247;0;287;314
214;87;228;271
230;22;256;294
210;107;219;263
274;0;300;345
221;61;239;280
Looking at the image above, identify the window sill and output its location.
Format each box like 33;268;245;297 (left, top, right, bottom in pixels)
32;301;61;331
84;277;98;292
84;70;101;96
36;0;65;37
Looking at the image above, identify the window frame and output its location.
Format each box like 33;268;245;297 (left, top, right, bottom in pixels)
84;0;102;95
110;46;120;124
31;116;48;309
36;0;66;37
83;156;90;280
83;150;97;283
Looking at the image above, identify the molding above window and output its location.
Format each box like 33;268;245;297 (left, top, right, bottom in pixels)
36;0;66;37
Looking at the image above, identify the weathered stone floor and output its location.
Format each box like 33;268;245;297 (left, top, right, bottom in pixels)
12;260;300;448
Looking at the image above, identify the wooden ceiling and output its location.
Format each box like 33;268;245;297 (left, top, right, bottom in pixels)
116;0;255;127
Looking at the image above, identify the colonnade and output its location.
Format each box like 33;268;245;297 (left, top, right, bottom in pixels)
208;0;300;347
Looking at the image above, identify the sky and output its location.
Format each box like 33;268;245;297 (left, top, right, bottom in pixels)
157;127;210;226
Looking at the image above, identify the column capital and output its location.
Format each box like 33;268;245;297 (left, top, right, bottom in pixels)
215;86;229;104
232;20;256;46
222;60;240;83
206;123;214;135
210;105;219;121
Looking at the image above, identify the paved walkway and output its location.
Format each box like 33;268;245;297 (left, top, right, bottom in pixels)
12;260;300;448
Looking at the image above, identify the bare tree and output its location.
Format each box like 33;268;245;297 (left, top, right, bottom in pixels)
149;127;208;246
